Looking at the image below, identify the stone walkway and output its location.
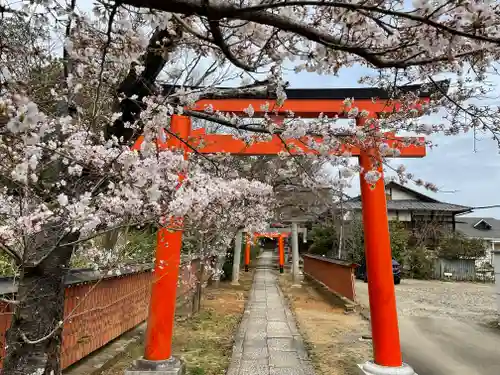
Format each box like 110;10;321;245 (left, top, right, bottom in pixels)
228;251;315;375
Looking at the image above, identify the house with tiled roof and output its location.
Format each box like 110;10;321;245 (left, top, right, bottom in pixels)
326;181;496;279
342;181;472;234
455;217;500;268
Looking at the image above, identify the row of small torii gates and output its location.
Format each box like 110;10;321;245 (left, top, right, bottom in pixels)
235;225;307;275
127;83;445;375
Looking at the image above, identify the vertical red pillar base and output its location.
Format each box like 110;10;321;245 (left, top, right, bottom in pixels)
279;266;284;274
125;357;185;375
358;361;415;375
144;226;182;361
245;265;249;272
126;225;186;375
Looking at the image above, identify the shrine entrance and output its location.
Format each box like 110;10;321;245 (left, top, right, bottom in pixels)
130;82;445;374
252;231;290;273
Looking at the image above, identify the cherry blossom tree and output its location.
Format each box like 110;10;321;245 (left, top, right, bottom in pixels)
0;5;274;374
1;0;500;374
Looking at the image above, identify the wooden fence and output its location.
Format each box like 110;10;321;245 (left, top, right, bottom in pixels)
0;257;215;370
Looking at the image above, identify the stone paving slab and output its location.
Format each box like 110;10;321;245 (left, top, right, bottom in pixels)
226;251;315;375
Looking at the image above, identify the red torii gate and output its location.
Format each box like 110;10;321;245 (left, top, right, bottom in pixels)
250;231;290;273
128;83;445;375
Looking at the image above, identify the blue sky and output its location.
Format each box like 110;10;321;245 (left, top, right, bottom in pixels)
283;66;500;218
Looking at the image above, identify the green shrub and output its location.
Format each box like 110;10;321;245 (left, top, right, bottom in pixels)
402;245;435;279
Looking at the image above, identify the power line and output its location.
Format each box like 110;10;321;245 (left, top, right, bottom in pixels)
470;205;500;210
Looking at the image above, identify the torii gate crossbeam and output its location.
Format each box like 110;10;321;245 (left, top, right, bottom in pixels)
127;82;446;375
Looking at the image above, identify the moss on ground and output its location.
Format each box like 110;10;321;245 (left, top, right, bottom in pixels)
100;271;254;375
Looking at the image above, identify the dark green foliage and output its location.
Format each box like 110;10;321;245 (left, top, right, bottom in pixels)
221;237;261;280
221;247;234;281
0;252;17;277
307;225;339;257
122;227;157;261
402;245;435;279
308;218;486;279
437;232;487;260
189;367;206;375
387;221;410;265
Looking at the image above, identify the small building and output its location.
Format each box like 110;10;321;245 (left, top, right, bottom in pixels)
342;181;472;237
455;217;500;269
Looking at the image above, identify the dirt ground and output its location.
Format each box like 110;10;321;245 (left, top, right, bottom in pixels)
279;275;372;375
355;278;496;323
100;272;253;375
355;279;500;375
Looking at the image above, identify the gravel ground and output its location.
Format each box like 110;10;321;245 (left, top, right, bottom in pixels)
355;278;497;323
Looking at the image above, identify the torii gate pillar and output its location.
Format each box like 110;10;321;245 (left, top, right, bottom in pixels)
244;233;251;272
126;115;189;375
278;235;285;274
357;117;414;375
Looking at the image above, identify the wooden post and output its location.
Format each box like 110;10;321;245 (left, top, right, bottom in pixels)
193;259;205;314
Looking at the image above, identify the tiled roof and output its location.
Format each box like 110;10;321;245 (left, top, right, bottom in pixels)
343;198;472;213
456;217;500;240
342;181;472;214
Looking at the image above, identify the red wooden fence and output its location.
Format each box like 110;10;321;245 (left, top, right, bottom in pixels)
0;258;213;370
303;254;357;301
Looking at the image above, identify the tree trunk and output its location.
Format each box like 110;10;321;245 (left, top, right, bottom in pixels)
214;253;226;288
2;231;78;375
192;260;204;315
102;228;120;252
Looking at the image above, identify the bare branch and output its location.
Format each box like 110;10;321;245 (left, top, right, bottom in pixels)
0;297;19;305
172;14;213;43
0;4;25;15
208;18;258;71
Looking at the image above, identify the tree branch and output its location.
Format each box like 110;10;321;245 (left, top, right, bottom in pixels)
232;1;500;45
106;24;183;144
172;14;213;43
0;242;23;265
207;18;257;72
118;0;495;69
183;109;268;132
163;126;221;172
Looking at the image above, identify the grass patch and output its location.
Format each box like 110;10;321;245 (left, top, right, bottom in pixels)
279;274;372;375
100;271;254;375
